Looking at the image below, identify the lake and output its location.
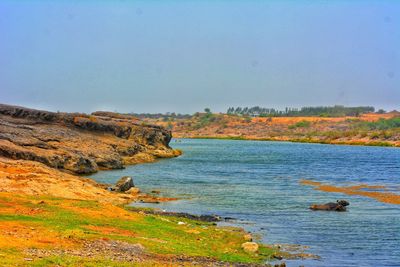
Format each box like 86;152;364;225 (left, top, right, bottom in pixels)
89;139;400;266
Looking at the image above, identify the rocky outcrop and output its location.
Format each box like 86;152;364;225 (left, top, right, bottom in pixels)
0;104;179;175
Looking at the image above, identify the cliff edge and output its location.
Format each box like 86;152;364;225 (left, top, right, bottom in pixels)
0;104;180;202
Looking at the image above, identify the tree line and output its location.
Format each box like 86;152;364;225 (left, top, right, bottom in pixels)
226;105;376;117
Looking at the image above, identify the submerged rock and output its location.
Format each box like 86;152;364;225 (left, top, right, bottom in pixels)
310;199;349;211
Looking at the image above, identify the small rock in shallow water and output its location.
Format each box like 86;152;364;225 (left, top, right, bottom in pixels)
114;176;134;192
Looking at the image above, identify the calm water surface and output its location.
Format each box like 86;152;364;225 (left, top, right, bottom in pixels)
90;139;400;267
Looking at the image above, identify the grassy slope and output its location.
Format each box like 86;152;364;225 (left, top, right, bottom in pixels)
0;193;276;266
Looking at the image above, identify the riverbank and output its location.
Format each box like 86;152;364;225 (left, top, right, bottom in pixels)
0;104;286;266
0;192;284;266
142;112;400;148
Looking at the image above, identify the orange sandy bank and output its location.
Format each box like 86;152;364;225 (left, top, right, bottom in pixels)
0;156;177;205
300;179;400;205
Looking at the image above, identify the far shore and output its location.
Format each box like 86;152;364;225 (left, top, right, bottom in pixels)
139;111;400;148
173;136;399;148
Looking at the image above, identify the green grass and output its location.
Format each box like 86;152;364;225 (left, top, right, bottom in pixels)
0;194;277;266
288;120;311;129
360;117;400;130
31;256;138;267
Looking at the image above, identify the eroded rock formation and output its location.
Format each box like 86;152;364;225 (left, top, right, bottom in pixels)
0;104;180;175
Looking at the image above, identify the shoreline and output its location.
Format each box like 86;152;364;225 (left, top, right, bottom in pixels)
173;136;399;148
0;155;292;266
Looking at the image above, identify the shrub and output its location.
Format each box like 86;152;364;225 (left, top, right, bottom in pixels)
288;120;311;129
361;117;400;130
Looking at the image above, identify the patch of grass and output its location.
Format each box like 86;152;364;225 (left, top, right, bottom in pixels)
366;141;393;147
354;117;400;130
0;214;41;222
0;193;276;265
30;255;144;267
288;120;311;129
0;248;27;267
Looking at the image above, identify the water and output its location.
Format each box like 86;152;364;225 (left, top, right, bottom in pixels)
89;139;400;266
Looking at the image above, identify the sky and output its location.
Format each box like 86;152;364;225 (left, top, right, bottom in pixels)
0;0;399;114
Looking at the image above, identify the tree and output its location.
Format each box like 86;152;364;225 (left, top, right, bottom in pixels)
204;108;211;113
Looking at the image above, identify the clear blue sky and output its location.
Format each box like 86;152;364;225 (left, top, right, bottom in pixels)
0;0;399;114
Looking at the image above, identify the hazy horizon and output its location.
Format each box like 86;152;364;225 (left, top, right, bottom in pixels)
1;1;399;114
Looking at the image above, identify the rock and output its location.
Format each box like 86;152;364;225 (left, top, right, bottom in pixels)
126;187;140;194
0;103;179;176
177;221;186;225
134;210;222;222
241;242;259;253
310;199;350;211
243;233;253;241
114;176;134;192
199;214;221;222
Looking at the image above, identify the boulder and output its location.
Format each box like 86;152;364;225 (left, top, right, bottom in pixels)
241;242;259;253
243;233;253;241
114;176;134;192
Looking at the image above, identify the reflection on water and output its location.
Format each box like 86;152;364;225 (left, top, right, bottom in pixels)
90;139;400;267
